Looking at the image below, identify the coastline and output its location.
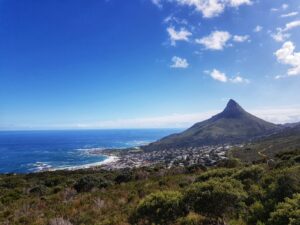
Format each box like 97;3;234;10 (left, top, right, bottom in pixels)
48;155;119;172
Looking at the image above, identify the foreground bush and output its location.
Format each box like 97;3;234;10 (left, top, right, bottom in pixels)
269;193;300;225
130;191;187;225
195;168;236;182
73;175;109;192
184;177;247;220
176;213;206;225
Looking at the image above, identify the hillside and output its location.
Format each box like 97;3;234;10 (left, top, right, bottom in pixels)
230;124;300;162
0;149;299;225
144;99;279;151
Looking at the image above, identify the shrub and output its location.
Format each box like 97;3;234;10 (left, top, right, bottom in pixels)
184;177;247;219
270;170;300;202
195;168;236;182
74;176;109;192
44;176;63;187
129;191;187;225
176;213;206;225
115;171;133;184
233;166;264;184
29;185;47;196
269;193;300;225
217;158;241;168
185;164;207;173
247;201;266;224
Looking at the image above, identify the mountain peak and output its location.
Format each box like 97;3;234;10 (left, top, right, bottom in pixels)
219;99;246;118
144;99;278;150
227;99;239;107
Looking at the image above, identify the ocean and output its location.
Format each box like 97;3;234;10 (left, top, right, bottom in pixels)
0;129;180;174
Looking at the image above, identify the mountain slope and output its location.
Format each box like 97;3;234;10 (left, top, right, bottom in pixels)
144;99;279;150
230;124;300;162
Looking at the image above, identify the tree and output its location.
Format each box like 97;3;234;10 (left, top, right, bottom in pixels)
184;178;247;220
269;193;300;225
129;191;187;225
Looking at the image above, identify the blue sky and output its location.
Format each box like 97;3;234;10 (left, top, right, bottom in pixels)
1;0;300;130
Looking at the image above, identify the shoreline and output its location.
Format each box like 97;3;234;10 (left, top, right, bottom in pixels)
47;155;120;172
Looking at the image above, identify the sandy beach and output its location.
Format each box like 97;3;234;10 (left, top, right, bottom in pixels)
48;155;120;171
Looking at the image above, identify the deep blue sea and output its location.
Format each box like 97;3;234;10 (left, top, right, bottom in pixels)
0;129;180;173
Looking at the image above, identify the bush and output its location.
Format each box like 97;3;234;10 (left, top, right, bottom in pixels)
176;213;206;225
184;177;247;219
270;170;300;202
185;164;207;173
29;185;47;196
74;176;109;192
247;201;266;224
269;193;300;225
195;168;236;182
130;191;187;225
217;158;241;168
115;171;133;184
44;176;63;187
233;166;264;184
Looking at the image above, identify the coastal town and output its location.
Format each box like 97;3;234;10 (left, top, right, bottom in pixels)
88;144;235;170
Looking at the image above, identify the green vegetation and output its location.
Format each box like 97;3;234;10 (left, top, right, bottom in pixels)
0;150;299;225
184;177;247;219
129;191;187;225
229;126;300;163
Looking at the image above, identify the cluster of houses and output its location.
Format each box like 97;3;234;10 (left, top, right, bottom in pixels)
101;144;233;169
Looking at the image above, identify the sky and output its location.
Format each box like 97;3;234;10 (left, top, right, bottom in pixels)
1;0;300;130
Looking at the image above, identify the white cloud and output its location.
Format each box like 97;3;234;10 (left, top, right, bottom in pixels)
251;106;300;124
271;30;290;42
227;0;252;7
174;0;225;18
164;15;188;25
233;35;250;42
271;29;291;42
161;0;252;18
274;75;283;79
196;31;231;50
283;20;300;31
271;20;300;42
282;4;289;10
254;25;263;32
274;41;300;77
167;26;192;46
170;56;189;68
281;12;299;18
210;69;228;82
270;4;290;13
271;8;279;12
208;69;249;83
230;75;250;83
151;0;162;8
